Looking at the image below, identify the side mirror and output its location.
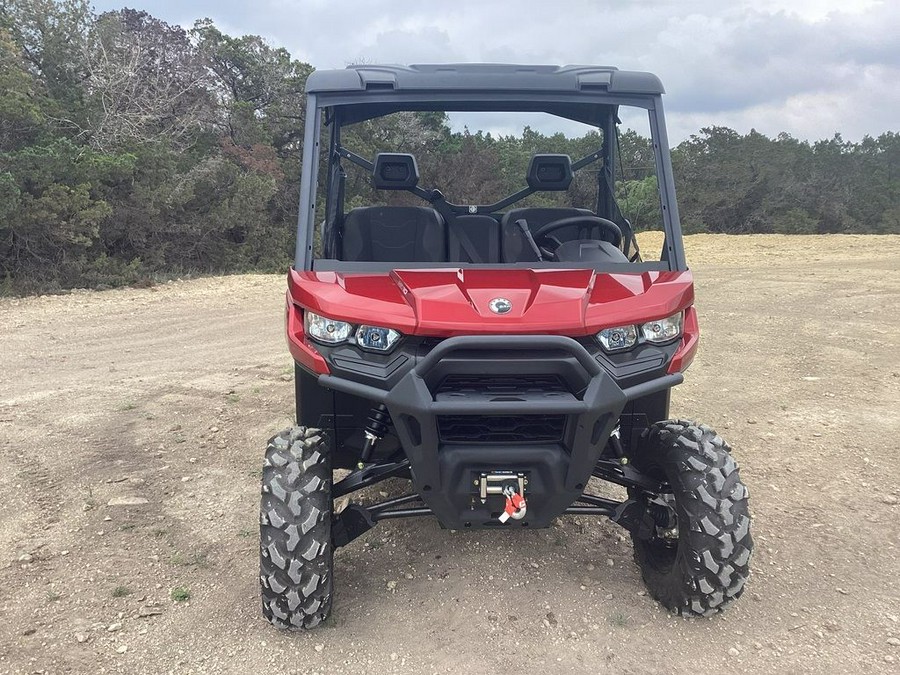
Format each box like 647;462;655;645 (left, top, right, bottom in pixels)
373;153;419;190
526;154;573;191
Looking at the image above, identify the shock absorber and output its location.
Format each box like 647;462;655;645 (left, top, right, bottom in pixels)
648;500;677;533
649;503;672;527
357;404;391;469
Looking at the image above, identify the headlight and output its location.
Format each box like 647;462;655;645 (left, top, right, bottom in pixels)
304;311;402;351
641;311;683;344
596;311;684;352
597;324;638;352
305;311;353;344
356;325;401;352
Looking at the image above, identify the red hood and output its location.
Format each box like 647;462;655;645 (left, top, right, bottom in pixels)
288;267;693;337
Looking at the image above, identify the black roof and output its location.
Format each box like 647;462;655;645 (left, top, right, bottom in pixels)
305;64;664;96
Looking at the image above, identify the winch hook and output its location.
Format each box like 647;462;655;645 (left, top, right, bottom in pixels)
498;484;527;523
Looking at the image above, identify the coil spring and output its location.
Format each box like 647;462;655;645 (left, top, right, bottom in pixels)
365;404;391;439
649;502;675;528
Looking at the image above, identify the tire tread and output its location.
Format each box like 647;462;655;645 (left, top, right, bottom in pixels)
260;426;333;629
631;419;752;617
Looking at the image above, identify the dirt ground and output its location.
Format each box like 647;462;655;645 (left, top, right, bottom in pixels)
1;234;899;675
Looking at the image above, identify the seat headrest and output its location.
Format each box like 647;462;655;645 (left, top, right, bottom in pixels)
373;153;419;190
526;154;573;191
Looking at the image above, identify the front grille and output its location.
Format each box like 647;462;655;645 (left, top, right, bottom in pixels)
435;374;569;396
438;414;566;444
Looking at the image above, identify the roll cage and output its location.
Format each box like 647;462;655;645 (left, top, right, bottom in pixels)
293;65;687;272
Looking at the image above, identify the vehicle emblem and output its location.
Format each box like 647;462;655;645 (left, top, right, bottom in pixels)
489;297;512;314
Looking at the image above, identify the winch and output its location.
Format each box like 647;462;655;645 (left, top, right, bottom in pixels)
475;472;528;523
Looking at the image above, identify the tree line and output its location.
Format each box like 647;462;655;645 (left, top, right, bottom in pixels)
1;1;897;293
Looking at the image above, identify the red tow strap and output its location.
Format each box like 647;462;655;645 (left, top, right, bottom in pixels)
498;487;527;523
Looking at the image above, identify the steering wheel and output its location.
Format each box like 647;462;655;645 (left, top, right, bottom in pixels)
532;216;623;253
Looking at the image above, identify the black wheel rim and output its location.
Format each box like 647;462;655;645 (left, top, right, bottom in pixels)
637;467;681;574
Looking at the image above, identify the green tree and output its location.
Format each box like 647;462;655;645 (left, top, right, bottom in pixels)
0;28;45;151
617;176;661;231
1;0;94;135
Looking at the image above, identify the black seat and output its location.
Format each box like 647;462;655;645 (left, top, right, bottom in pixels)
447;215;501;263
500;207;595;262
342;207;447;262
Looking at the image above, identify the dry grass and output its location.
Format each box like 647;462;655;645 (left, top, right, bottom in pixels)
635;231;900;266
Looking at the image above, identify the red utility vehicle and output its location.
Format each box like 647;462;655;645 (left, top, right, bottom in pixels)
261;64;752;629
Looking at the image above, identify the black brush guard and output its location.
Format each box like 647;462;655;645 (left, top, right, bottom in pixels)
321;335;683;531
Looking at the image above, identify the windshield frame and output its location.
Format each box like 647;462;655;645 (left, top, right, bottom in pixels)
294;91;686;272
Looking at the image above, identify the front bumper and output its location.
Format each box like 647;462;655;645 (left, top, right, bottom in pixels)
319;335;681;528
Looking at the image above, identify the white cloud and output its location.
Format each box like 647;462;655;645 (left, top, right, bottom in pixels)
90;0;898;142
747;0;881;21
667;63;900;142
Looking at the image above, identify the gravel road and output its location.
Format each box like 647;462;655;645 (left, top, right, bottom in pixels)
1;234;899;674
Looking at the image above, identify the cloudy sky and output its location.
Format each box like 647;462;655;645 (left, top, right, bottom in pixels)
90;0;899;143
